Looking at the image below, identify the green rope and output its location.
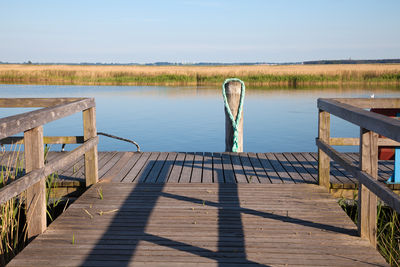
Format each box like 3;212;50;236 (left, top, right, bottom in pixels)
222;78;245;152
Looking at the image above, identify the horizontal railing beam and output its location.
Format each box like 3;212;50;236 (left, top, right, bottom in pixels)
0;136;98;205
316;138;400;214
318;98;400;143
329;137;400;147
0;98;84;108
333;98;400;109
0;98;95;139
0;136;85;145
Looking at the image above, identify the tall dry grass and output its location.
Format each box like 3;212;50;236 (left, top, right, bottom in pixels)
0;64;399;86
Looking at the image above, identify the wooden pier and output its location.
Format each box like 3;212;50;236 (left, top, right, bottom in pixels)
3;151;395;198
3;97;400;266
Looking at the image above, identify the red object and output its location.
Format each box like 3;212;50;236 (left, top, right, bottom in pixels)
370;108;400;160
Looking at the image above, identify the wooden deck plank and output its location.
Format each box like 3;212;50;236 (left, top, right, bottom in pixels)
179;153;194;183
8;183;388;267
98;152;124;179
145;152;168;183
221;153;235;183
202;152;213;183
247;152;270;183
101;152;134;183
274;153;306;184
112;152;143;182
156;152;177;184
212;153;224;183
168;153;185;183
135;152;160;183
283;153;316;184
190;152;203;183
239;153;260;183
256;153;280;183
229;152;248;183
308;152;355;188
265;153;294;184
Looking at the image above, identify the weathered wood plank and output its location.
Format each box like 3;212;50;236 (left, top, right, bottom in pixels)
179;153;194;183
221;153;235;183
274;153;304;183
168;153;185;183
202;152;213;183
283;153;316;184
239;153;259;183
0;97;83;107
100;152;133;182
358;128;378;248
247;152;269;183
212;153;224;183
265;153;294;183
229;152;248;183
83;106;98;186
24;126;46;239
156;152;177;183
191;152;203;183
0;136;85;145
120;152;150;182
0;98;95;139
8;183;388;267
316;138;400;215
256;153;280;183
318;109;330;190
0;137;98;205
146;152;168;183
318;98;400;143
134;152;160;183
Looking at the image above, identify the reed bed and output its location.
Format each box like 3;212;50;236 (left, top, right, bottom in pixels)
0;64;399;86
339;197;400;266
0;145;67;266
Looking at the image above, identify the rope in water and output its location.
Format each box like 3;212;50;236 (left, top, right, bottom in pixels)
222;78;245;152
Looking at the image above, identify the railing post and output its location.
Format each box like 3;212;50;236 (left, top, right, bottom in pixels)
24;126;46;239
318;110;330;190
358;128;378;247
83;107;98;186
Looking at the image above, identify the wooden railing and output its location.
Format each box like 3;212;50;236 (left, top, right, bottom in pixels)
316;98;400;248
0;98;99;239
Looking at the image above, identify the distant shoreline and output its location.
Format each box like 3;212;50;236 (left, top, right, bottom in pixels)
1;64;399;87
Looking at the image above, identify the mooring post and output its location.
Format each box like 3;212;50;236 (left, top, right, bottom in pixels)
224;79;244;152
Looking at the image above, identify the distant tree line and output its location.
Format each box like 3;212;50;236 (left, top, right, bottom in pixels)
303;59;400;64
0;59;399;66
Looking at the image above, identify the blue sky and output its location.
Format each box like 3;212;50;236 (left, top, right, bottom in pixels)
1;0;399;63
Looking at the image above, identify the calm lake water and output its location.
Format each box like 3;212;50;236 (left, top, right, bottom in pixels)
1;84;400;152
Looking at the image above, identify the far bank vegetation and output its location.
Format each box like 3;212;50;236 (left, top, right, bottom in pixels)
0;64;399;87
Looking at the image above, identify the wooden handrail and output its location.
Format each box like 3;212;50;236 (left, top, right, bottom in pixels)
331;98;400;109
0;136;98;205
316;138;400;214
317;97;400;248
0;136;85;145
318;98;400;143
0;98;95;139
0;97;99;239
0;97;84;108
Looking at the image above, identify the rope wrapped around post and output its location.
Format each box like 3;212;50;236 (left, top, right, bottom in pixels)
222;78;245;152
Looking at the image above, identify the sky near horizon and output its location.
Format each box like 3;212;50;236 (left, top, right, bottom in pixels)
1;0;399;63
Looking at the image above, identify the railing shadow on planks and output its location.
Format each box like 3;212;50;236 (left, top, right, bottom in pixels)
316;97;400;248
0;98;99;239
